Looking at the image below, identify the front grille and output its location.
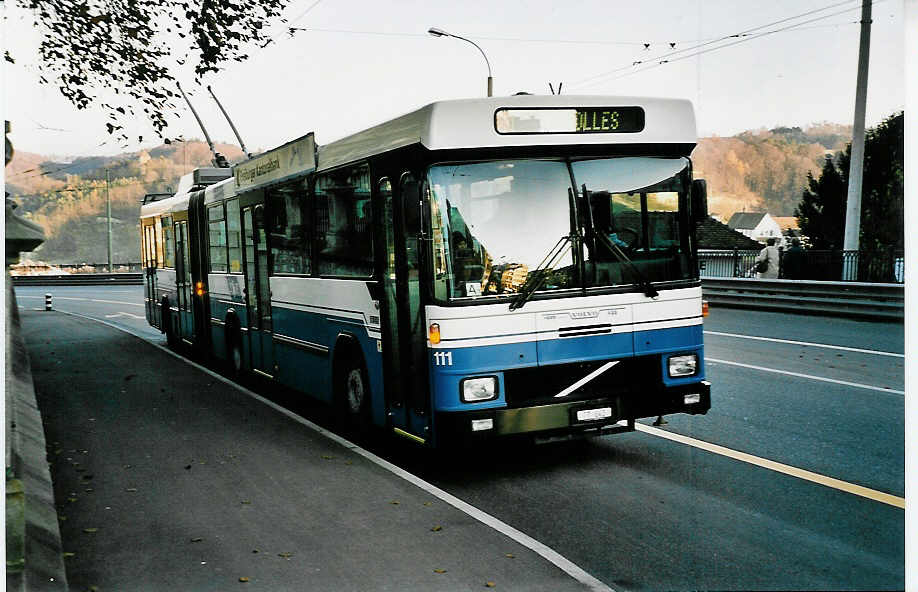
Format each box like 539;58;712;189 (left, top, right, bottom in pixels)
503;356;662;407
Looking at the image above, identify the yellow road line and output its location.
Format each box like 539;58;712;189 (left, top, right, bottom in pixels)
636;423;905;509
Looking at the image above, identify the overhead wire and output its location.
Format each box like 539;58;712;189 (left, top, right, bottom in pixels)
568;0;867;90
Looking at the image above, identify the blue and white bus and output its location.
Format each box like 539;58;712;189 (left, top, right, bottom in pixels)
140;95;711;446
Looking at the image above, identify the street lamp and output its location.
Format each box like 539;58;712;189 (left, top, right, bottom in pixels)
428;27;493;97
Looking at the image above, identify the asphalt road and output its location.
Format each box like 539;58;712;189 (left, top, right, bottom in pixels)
16;285;906;590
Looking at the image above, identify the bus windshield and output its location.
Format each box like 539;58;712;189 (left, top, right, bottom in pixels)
428;157;694;301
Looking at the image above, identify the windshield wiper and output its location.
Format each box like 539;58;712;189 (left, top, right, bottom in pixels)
509;234;573;311
583;184;658;299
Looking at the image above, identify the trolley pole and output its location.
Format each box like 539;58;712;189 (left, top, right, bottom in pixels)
106;168;112;272
842;0;872;280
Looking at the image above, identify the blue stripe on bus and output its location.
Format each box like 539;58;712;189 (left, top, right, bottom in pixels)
429;324;704;412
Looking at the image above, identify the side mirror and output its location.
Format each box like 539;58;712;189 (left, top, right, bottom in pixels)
691;179;708;225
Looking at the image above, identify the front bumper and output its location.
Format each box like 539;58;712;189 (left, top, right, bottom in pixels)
435;380;710;442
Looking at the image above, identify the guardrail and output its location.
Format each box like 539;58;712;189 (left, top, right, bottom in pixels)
701;278;904;321
10;274;904;321
11;273;143;286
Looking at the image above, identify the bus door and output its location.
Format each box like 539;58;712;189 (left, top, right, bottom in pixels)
142;223;157;323
382;174;430;443
175;220;193;341
241;205;275;377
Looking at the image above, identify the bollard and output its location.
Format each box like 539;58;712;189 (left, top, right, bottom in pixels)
45;293;52;311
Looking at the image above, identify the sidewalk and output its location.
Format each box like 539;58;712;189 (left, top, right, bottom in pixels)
20;310;596;592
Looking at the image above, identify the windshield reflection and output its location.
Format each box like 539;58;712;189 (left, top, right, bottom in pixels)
428;157;693;301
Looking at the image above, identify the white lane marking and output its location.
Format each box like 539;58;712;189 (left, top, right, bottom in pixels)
707;357;905;395
705;330;904;358
91;298;144;307
555;361;618;398
16;294;144;307
635;423;905;509
105;312;146;320
54;310;614;592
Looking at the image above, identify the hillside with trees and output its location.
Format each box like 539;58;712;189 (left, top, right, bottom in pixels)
6;122;854;265
692;122;851;218
6;140;245;264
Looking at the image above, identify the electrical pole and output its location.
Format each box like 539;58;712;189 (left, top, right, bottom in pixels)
106;168;112;272
842;0;872;280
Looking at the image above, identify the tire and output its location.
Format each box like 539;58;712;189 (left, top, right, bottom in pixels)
336;353;370;432
226;326;243;377
163;302;178;348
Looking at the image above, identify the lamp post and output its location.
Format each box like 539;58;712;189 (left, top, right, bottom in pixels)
428;27;493;97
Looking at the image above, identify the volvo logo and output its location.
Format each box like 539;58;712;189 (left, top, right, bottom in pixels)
570;310;599;319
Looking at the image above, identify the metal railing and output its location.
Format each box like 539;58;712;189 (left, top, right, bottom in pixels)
11;273;143;286
9;262;142;275
699;249;904;283
702;277;904;321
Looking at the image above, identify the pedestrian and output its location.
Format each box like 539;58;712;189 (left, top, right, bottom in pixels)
754;238;780;279
782;238;806;279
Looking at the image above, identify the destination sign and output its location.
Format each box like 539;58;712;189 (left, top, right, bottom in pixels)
234;133;316;191
495;107;645;135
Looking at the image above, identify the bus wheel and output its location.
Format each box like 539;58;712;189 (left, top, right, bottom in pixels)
163;303;178;348
226;329;243;377
337;356;370;431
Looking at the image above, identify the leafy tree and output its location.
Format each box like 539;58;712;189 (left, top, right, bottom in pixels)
19;0;291;144
795;153;848;249
794;112;904;252
860;112;904;252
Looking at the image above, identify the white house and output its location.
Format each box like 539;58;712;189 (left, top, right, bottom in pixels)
727;212;784;245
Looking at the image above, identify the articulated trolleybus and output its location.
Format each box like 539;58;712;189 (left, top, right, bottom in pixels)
140;95;711;447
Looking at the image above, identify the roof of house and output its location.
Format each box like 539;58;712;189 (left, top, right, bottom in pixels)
697;216;765;250
727;212;768;230
772;216;799;230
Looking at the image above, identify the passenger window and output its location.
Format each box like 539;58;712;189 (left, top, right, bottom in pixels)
208;204;228;272
314;163;373;277
266;179;311;275
226;200;243;273
162;216;175;268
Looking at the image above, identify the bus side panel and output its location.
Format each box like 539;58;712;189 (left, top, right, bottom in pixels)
270;277;383;420
155;268;177;330
206;273;247;361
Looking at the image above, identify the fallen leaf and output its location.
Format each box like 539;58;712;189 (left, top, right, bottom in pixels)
321;455;334;460
390;500;400;505
63;552;75;559
241;500;251;505
431;525;442;532
434;568;447;574
67;497;77;503
190;537;203;543
125;488;138;492
345;461;353;465
239;577;249;583
84;488;94;493
423;502;432;506
83;527;99;533
505;554;515;559
485;582;496;588
58;515;67;521
278;552;293;559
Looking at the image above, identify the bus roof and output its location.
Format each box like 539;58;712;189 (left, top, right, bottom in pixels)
317;95;696;172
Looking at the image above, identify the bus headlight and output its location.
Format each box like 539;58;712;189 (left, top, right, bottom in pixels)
668;354;698;377
461;377;498;403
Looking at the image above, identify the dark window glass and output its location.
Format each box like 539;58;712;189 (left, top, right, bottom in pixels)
208;204;228;272
266;179;311;275
315;163;373;277
226;199;243;273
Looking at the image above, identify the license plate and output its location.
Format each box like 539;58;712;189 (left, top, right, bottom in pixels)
576;407;612;422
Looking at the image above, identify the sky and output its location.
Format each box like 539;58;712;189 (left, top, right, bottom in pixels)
1;0;907;159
